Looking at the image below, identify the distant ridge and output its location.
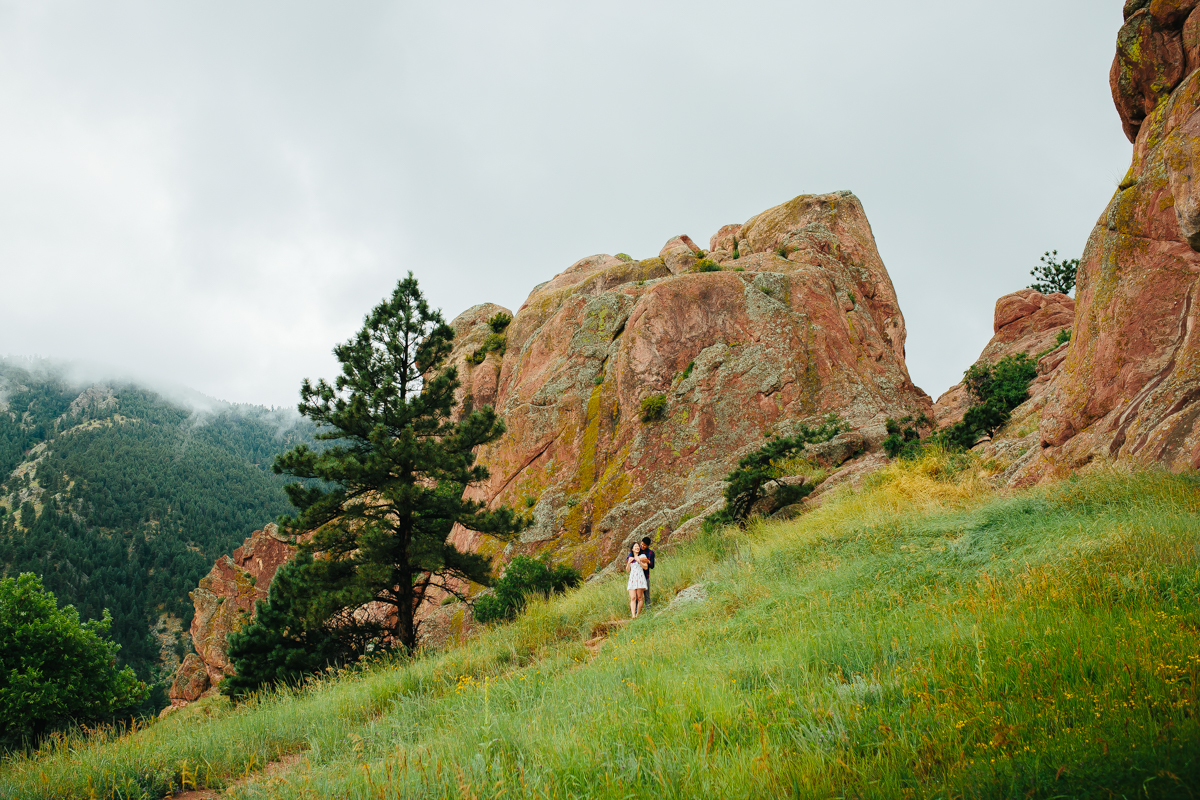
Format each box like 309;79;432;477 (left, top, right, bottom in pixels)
0;358;313;713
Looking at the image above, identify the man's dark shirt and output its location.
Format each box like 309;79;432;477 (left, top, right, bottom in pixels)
641;548;655;581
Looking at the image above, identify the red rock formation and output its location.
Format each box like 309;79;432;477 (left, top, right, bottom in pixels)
166;524;297;706
449;191;932;573
934;289;1075;429
1020;10;1200;480
446;302;513;419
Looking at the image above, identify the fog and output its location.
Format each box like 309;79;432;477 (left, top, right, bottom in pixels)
0;1;1130;408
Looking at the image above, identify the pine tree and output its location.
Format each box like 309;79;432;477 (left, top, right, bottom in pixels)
271;273;526;655
1028;250;1078;296
221;552;373;699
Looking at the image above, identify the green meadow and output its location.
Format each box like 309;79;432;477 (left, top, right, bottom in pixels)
2;451;1198;799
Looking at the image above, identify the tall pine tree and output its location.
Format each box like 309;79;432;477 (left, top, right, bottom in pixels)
271;273;525;655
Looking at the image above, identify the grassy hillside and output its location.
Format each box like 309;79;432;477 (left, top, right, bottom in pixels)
0;360;313;690
1;452;1198;799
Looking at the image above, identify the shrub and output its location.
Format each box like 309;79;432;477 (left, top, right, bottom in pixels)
709;415;847;525
909;354;1038;454
963;352;1037;411
640;394;667;422
692;259;721;273
1056;327;1072;346
470;332;507;363
680;361;695;381
472;557;582;624
1029;250;1078;296
223;552;380;701
883;414;932;459
615;253;633;262
0;574;146;748
487;313;512;334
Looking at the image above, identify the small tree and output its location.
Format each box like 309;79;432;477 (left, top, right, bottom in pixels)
270;273;527;658
1029;250;1078;296
883;414;933;459
919;353;1039;452
709;415;847;525
222;552;377;700
0;574;146;748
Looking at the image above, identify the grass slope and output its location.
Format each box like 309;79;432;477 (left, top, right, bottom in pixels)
2;452;1199;799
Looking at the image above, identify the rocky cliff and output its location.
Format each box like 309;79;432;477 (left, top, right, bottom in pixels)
934;289;1075;429
932;289;1075;479
165;524;296;709
1017;1;1200;480
447;191;931;572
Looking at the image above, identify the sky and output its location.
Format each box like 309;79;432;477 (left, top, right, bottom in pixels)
0;1;1131;409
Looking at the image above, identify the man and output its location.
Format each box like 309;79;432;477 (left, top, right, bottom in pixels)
640;536;655;605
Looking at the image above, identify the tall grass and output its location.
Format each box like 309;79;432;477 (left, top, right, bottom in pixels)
2;452;1198;799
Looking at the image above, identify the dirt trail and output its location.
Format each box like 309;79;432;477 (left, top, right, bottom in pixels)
582;618;629;655
173;752;305;799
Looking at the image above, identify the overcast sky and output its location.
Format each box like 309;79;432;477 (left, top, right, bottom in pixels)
0;1;1129;409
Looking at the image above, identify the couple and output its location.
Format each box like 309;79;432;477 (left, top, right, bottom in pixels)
625;535;655;618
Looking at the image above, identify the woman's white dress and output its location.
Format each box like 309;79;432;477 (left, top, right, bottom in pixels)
626;558;648;591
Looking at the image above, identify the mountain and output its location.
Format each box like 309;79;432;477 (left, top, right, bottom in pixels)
0;359;312;699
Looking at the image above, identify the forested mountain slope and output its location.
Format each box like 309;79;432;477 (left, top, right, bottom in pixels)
0;360;311;696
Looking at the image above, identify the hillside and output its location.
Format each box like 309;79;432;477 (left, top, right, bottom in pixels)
1;455;1196;798
0;360;312;693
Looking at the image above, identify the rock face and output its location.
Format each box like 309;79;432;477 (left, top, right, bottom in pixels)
1019;11;1200;479
167;524;297;704
933;289;1075;429
448;191;932;573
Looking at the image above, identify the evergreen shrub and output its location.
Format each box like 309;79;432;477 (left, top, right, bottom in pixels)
708;415;847;527
487;313;512;334
640;395;667;422
472;557;581;624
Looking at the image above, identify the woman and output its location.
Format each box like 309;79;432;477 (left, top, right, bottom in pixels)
626;541;649;618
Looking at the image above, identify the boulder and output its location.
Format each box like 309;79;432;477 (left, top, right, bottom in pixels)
770;503;806;521
448;191;932;575
806;430;866;468
659;235;703;275
1111;9;1186;142
168;653;211;703
1019;15;1200;480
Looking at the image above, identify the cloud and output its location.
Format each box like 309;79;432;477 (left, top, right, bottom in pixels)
0;0;1129;406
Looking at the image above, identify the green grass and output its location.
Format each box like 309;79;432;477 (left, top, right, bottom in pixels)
3;453;1199;799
